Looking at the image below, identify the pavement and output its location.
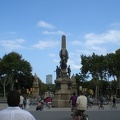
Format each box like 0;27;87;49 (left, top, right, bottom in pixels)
0;103;120;112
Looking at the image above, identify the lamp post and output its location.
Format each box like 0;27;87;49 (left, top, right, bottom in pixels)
16;79;20;91
79;86;82;91
48;86;51;97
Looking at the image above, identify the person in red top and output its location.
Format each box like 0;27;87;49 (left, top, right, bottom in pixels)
46;97;52;108
69;92;77;114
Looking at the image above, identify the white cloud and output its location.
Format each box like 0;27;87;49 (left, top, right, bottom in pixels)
32;40;59;49
48;53;56;57
84;29;120;46
68;59;80;70
0;39;25;50
42;30;64;35
110;22;120;29
67;29;120;71
71;64;80;70
53;59;59;64
16;39;25;43
37;21;55;29
71;40;83;46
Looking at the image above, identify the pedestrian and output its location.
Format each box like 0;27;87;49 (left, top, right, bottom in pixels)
23;96;26;109
26;96;30;109
0;90;36;120
19;93;24;109
46;97;52;108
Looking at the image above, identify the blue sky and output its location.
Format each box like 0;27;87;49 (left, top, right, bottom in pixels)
0;0;120;83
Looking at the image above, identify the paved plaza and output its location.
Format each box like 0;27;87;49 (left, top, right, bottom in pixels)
0;103;120;120
1;102;120;111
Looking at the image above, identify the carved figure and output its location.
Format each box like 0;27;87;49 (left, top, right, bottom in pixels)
54;66;61;78
33;73;39;85
67;65;71;78
59;50;68;69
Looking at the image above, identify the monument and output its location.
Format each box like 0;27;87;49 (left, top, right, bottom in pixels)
32;73;39;98
52;35;77;107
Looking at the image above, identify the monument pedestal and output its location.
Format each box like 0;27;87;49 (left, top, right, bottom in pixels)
32;86;39;98
52;77;72;107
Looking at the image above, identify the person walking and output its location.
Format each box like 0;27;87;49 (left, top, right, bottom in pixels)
19;93;24;109
26;96;30;109
23;96;26;109
0;90;36;120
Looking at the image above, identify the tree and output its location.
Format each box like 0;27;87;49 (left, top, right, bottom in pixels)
0;51;33;97
81;53;107;99
106;49;120;97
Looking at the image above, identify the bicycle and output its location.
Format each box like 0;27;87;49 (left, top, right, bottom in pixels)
110;103;117;109
72;108;89;120
87;102;92;109
80;111;88;120
98;103;104;110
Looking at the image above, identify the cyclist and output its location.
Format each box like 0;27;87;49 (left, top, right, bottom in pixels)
98;96;104;109
112;96;116;107
75;92;87;120
36;100;43;111
69;92;77;115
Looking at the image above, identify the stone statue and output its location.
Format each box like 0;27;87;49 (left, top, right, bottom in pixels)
54;66;61;78
71;74;76;83
33;73;39;86
67;65;71;78
59;55;68;69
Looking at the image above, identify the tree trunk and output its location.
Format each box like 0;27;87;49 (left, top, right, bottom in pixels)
3;84;6;98
117;75;120;98
11;83;14;90
95;85;98;103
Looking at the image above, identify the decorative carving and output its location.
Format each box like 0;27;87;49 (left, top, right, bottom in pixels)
33;73;39;86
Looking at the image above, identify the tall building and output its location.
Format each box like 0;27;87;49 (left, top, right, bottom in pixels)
46;74;52;84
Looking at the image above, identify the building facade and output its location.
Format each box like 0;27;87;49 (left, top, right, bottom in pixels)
46;74;52;84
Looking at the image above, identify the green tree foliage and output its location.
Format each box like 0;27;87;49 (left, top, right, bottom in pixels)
80;49;120;98
0;51;33;97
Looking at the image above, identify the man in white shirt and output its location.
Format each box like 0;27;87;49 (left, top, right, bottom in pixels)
0;90;36;120
75;92;87;120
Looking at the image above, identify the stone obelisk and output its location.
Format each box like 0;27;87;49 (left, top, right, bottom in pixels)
52;35;74;108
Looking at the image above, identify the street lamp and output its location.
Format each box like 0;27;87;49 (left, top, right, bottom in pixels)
79;86;82;91
48;86;51;97
16;79;19;91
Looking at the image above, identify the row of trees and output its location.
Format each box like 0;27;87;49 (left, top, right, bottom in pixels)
0;52;34;98
77;49;120;98
0;49;120;99
0;51;56;98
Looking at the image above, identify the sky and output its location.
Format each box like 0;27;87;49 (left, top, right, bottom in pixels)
0;0;120;84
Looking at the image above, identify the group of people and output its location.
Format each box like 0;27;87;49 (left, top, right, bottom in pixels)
36;96;52;111
0;90;36;120
99;95;117;107
19;93;30;109
69;92;87;120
